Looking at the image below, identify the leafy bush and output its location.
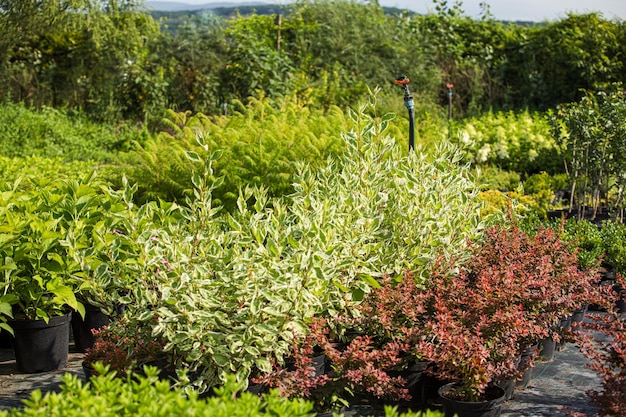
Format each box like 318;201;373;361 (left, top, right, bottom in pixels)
454;110;561;174
0;367;315;417
477;188;552;221
255;317;411;412
415;218;600;401
0;175;118;321
558;218;604;270
121;97;348;208
575;274;626;417
600;220;626;273
474;166;520;191
0;102;139;162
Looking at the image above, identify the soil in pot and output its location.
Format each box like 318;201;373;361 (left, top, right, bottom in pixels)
9;312;71;373
438;383;506;417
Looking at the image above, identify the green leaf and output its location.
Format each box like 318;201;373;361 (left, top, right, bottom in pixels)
185;151;202;163
213;353;229;367
351;288;365;302
0;322;13;336
0;301;13;318
360;274;381;289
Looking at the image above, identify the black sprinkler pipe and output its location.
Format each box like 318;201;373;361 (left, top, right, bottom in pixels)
395;75;415;152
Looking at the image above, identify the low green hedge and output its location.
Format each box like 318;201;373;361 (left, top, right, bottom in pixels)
0;366;442;417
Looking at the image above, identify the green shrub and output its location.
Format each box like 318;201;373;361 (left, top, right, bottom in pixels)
600;220;626;273
0;102;139;162
0;156;98;189
474;166;521;191
454;110;561;174
523;171;554;195
0;367;314;417
121;97;348;208
560;218;604;269
477;188;552;221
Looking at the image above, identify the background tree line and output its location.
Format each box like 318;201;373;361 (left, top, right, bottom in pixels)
1;0;625;125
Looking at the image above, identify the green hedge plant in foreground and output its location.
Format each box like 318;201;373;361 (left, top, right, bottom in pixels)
0;365;443;417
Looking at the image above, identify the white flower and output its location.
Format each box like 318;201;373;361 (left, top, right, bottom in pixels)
477;144;491;163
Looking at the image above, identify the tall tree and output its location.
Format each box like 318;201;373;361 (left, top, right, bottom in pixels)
0;0;161;121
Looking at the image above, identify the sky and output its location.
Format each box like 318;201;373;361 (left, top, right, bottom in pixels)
170;0;626;22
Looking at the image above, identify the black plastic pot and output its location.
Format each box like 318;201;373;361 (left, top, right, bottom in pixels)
538;337;556;362
571;305;588;323
9;312;71;373
0;328;12;349
387;361;431;406
71;305;111;353
438;383;506;417
516;344;537;389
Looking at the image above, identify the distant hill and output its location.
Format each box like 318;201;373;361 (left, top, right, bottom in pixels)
146;1;270;11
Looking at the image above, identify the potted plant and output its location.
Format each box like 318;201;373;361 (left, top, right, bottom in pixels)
410;217;599;417
309;215;596;409
0;179;87;372
253;316;412;413
82;316;169;380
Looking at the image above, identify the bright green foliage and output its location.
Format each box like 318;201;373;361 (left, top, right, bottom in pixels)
0;175;114;321
63;176;185;315
0;102;137;162
551;86;626;219
0;366;443;416
559;218;604;270
0;367;315;417
474;167;521;191
453;110;560;174
523;172;557;195
600;220;626;274
477;188;552;221
0;156;100;189
122;97;348;208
